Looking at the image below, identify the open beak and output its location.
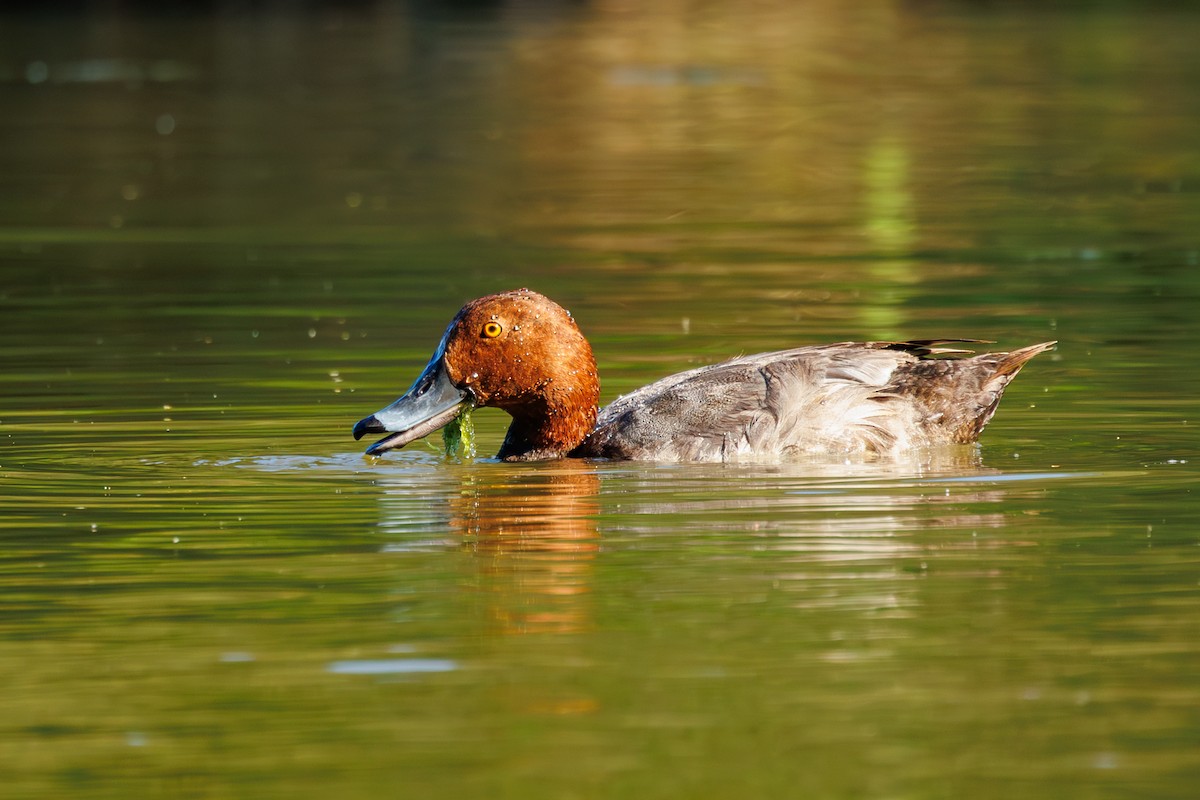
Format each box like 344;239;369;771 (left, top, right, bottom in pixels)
353;345;470;456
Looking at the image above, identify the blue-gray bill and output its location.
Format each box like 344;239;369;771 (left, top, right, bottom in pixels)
353;356;469;456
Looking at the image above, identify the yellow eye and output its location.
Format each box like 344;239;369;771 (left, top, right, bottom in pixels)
482;321;503;338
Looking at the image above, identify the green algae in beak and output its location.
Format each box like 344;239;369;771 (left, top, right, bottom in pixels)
442;405;476;459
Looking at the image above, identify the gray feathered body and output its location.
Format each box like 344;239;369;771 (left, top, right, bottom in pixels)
573;340;1054;462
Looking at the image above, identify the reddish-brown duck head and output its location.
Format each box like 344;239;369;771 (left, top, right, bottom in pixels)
353;289;600;460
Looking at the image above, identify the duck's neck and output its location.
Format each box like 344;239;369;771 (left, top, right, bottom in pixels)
497;396;598;461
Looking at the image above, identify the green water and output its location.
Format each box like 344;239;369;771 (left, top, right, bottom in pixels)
2;3;1199;798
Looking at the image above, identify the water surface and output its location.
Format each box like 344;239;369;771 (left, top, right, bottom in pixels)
2;3;1199;798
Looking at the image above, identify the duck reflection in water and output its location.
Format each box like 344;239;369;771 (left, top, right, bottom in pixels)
448;460;600;637
373;445;1025;640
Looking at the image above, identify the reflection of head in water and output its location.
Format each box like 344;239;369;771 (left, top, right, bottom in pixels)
450;461;600;554
449;461;600;636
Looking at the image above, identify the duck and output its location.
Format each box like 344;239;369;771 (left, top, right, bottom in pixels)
353;289;1055;462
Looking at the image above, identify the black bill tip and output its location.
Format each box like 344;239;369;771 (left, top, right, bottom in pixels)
353;414;384;441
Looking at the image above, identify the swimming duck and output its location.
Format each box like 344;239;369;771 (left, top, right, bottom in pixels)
353;289;1054;462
